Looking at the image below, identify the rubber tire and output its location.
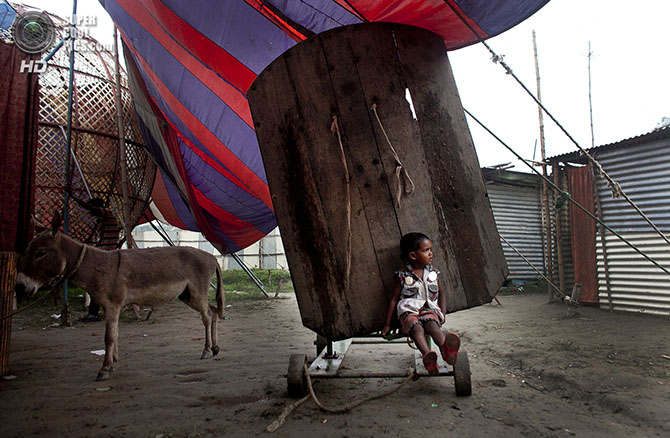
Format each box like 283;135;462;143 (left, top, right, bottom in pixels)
453;350;472;396
287;353;308;398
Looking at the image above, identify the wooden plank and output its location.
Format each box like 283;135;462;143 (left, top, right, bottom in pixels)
0;252;17;375
318;26;404;327
394;25;508;308
249;34;387;339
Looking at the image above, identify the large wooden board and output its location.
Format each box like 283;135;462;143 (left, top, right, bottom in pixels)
248;23;507;340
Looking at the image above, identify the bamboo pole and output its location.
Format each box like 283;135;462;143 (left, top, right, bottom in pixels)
112;27;135;249
590;163;613;311
533;30;554;301
588;41;595;148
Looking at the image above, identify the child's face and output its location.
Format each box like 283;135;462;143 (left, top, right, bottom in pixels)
409;239;433;268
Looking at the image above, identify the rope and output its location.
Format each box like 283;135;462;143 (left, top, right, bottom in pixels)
476;39;670;246
0;292;52;321
499;234;572;302
464;108;670;277
266;394;311;432
266;365;418;432
370;104;415;207
440;1;670;245
330;116;352;290
305;363;417;413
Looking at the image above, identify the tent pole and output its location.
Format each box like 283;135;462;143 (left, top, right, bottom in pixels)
231;253;270;298
61;0;78;326
112;27;135;248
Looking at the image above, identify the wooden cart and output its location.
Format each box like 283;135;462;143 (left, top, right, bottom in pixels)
248;23;506;396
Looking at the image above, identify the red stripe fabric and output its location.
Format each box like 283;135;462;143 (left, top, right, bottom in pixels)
134;0;257;92
150;170;187;230
120;31;274;212
243;0;308;42
115;0;254;128
192;187;267;248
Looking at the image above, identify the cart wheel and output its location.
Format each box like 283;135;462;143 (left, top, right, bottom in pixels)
287;353;308;398
453;350;472;396
315;335;328;356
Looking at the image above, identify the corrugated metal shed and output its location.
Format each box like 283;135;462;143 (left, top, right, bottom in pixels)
483;169;544;282
549;126;670;315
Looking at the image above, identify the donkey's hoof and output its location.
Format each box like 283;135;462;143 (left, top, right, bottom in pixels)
96;371;110;381
212;346;220;356
200;351;211;360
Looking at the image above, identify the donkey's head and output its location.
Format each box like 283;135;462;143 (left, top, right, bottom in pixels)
15;212;67;297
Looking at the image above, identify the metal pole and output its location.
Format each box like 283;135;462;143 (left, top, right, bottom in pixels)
231;253;270;298
112;27;135;248
61;0;78;326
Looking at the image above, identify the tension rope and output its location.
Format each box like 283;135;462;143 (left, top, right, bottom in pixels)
442;0;670;246
464;108;670;277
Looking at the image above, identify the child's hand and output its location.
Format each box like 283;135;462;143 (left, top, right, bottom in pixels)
381;325;390;336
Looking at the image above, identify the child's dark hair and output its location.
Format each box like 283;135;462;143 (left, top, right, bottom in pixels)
400;232;430;261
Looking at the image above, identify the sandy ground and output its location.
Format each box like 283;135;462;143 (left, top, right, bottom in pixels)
1;292;669;437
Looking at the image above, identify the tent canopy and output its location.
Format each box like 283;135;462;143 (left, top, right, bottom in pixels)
100;0;550;253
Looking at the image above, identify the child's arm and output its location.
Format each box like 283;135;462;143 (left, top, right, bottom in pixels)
438;282;447;323
381;278;402;336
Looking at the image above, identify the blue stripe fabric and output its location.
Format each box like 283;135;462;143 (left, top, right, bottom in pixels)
454;0;550;36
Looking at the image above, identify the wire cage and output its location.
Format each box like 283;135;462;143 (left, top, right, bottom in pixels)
3;4;155;244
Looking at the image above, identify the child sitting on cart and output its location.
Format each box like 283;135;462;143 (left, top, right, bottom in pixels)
381;232;460;375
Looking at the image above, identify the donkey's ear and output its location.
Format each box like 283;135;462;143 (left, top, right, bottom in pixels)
50;211;63;235
31;214;47;234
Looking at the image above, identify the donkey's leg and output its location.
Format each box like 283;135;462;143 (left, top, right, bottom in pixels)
97;307;121;381
199;309;213;359
179;286;213;359
209;304;220;356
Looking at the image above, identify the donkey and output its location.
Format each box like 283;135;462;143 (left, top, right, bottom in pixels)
15;211;224;381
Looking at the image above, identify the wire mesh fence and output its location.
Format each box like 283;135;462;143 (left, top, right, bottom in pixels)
3;4;155;244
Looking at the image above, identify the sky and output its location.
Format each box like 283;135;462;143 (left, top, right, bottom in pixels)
20;0;670;171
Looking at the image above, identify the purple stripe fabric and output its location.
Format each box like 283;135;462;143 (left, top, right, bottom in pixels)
161;0;297;74
454;0;550;36
265;0;362;33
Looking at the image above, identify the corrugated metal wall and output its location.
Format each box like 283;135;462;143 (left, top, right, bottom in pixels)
594;138;670;315
487;183;544;281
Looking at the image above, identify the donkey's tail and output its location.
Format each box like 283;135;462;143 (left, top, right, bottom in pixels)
215;264;224;319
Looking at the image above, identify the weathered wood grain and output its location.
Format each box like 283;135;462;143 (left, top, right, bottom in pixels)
248;23;507;340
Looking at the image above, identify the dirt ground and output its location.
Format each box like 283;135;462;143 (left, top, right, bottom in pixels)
1;292;669;437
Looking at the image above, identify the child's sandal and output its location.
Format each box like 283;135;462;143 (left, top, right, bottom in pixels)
422;351;439;375
441;332;460;365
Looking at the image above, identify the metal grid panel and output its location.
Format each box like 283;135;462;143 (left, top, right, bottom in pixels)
3;4;155;243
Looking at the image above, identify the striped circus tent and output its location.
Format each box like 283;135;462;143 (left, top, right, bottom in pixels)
101;0;550;253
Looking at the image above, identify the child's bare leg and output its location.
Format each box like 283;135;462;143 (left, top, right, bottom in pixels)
424;320;445;347
409;324;430;355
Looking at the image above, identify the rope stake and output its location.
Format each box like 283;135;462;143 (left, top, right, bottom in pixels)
370;104;415;208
